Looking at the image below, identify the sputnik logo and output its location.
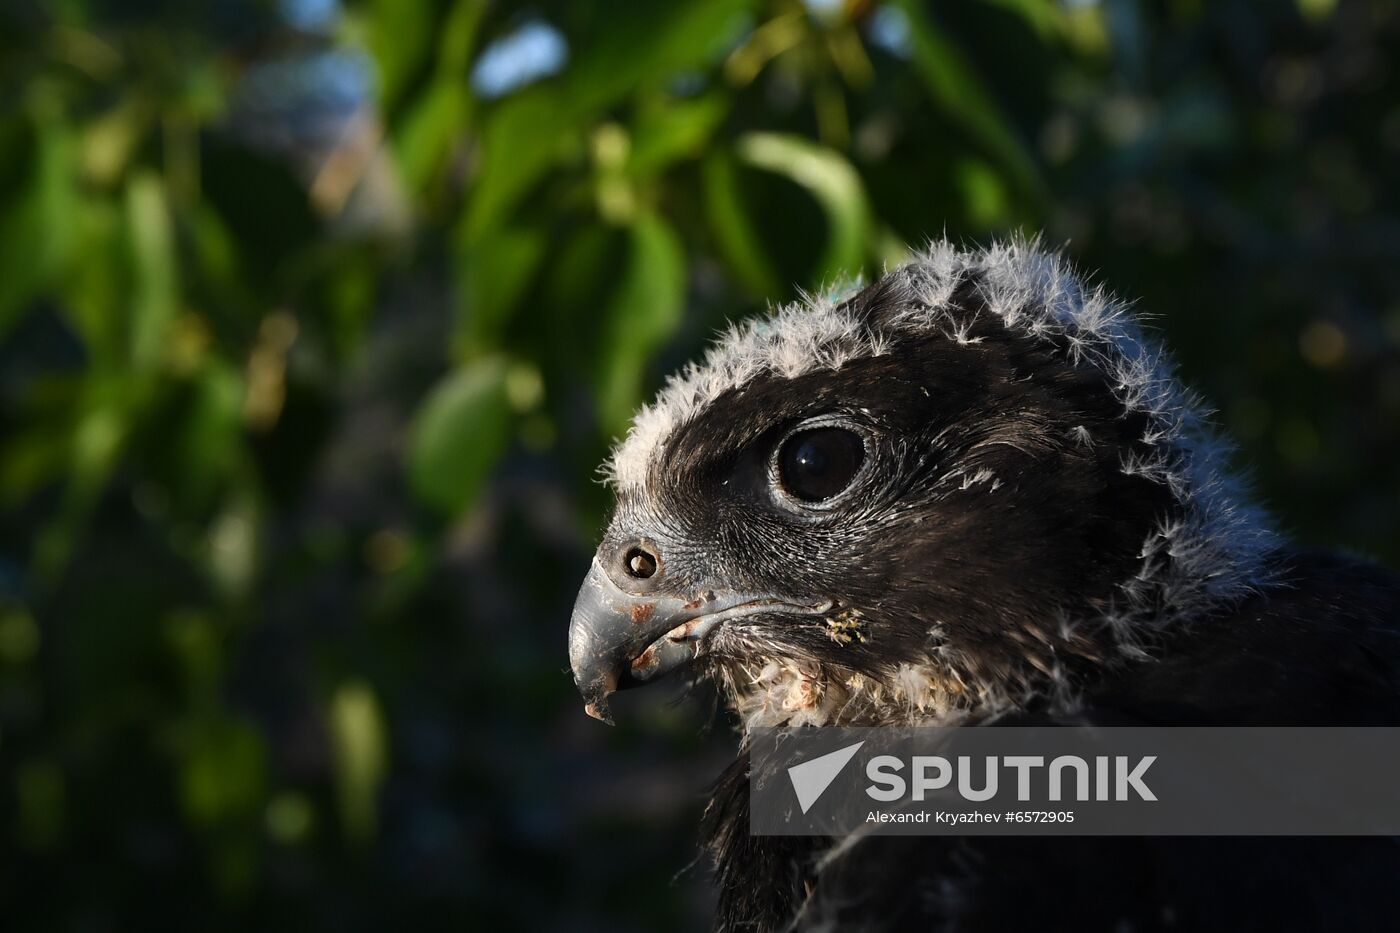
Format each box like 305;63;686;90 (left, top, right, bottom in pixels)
787;741;864;814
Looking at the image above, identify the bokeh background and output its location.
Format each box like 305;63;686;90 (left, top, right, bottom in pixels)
1;0;1397;929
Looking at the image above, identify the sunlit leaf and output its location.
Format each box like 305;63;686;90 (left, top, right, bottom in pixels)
1297;0;1338;19
80;96;147;186
407;356;514;516
329;681;388;842
736;132;871;284
125;172;178;370
205;494;259;605
592;212;686;433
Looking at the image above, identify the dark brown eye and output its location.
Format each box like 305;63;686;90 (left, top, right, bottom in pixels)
777;427;865;503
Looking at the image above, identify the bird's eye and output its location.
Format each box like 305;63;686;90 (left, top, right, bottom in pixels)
777;427;865;503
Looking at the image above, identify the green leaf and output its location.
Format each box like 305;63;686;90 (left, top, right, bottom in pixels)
453;225;548;354
628;92;730;179
438;0;488;76
393;79;470;193
575;0;752;105
0;604;40;665
125;172;178;370
363;0;434;112
0;420;69;507
387;0;487;193
955;157;1011;228
735;132;871;285
178;717;268;827
205;492;260;599
187;199;241;292
0;99;77;341
173;361;246;512
31;390;127;577
407;357;514;517
702;151;783;298
64;390;124;507
460;88;573;242
58;195;126;367
592;212;686;434
80;96;148;187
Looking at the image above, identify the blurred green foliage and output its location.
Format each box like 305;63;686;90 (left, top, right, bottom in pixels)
0;0;1397;929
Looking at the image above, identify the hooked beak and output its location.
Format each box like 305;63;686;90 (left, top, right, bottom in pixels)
566;559;825;724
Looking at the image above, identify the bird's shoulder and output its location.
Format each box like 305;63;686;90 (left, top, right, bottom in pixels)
1093;546;1400;725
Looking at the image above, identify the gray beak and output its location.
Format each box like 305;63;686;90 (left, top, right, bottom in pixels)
566;559;772;724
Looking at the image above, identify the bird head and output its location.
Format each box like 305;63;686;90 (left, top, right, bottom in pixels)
568;240;1274;728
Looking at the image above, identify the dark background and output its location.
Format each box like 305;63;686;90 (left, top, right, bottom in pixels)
0;0;1397;929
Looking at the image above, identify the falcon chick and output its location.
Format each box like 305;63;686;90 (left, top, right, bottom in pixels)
567;240;1400;932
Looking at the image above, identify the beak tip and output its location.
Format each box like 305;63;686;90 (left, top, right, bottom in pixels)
584;698;615;725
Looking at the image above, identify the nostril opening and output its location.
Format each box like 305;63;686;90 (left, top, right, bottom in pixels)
624;546;658;580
